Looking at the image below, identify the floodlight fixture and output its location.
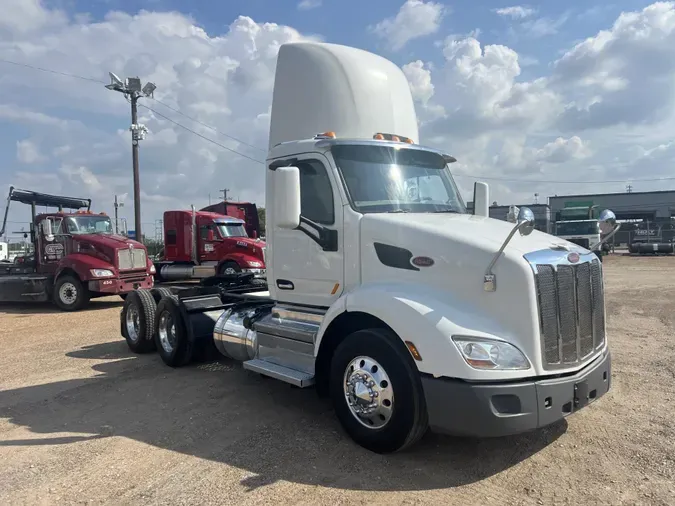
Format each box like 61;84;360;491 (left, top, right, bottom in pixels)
126;77;142;93
109;72;124;87
142;82;156;97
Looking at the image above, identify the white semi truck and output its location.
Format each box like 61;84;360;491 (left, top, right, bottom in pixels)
120;41;617;453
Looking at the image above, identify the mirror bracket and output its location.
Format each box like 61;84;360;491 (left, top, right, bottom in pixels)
297;216;338;252
483;207;535;292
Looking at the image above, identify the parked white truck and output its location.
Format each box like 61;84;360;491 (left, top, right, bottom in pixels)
120;41;617;453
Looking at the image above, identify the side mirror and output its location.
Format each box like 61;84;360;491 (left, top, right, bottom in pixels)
207;229;215;242
598;209;617;235
274;166;301;229
473;182;489;217
517;207;535;236
252;230;258;239
41;220;54;242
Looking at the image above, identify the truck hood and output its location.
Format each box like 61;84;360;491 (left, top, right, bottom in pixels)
362;212;579;255
74;233;145;250
359;212;589;371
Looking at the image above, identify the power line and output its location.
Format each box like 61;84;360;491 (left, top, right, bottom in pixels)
454;173;675;184
151;97;266;153
138;103;265;165
0;58;106;84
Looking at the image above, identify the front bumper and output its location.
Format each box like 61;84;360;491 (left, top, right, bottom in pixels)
88;274;154;294
243;268;266;278
421;349;611;437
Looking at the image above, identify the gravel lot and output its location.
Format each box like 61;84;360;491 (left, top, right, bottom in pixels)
1;255;674;505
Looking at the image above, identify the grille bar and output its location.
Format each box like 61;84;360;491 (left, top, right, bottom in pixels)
535;259;605;369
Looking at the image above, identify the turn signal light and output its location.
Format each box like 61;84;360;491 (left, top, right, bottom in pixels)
315;131;336;139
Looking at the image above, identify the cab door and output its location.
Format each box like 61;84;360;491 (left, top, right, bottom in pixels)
198;218;219;263
270;153;345;308
37;216;66;275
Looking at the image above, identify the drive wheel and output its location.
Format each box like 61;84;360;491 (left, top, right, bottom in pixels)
154;295;193;367
121;289;157;353
53;275;90;311
329;328;428;453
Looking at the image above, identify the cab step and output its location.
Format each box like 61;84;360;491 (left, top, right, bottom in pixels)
243;359;315;387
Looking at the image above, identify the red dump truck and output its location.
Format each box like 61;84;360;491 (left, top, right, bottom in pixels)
0;187;154;310
153;207;266;283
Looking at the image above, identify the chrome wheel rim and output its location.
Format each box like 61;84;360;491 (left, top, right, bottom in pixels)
224;266;237;275
158;311;176;354
125;305;140;343
59;282;77;305
343;356;394;429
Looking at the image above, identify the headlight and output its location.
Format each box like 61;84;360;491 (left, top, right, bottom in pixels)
248;261;263;267
91;269;114;278
452;336;530;370
149;264;156;274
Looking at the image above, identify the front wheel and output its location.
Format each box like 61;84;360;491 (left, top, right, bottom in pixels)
329;328;428;453
53;275;90;311
218;261;241;276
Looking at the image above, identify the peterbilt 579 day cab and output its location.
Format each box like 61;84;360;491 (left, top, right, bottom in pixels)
120;41;618;453
0;187;154;311
152;208;266;283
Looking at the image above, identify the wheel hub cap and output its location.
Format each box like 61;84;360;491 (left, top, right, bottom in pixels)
125;306;140;342
158;312;176;354
343;356;394;429
59;283;77;305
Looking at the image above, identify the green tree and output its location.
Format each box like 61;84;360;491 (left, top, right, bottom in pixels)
257;207;266;236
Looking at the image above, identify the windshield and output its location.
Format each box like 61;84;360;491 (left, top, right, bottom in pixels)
217;223;248;238
331;144;466;214
556;221;600;236
65;215;113;235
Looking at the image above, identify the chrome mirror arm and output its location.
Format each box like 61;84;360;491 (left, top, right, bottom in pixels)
590;223;621;251
484;206;535;292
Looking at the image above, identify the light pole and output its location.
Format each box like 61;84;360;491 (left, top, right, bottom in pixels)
105;72;156;242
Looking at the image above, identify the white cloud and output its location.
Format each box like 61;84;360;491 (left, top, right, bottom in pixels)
297;0;322;10
493;6;537;19
371;0;445;50
16;139;46;164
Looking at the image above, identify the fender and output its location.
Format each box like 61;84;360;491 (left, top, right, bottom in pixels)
217;253;265;271
56;253;116;281
315;282;537;381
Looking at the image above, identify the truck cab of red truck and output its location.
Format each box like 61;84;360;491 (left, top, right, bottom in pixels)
0;187;154;311
154;209;266;282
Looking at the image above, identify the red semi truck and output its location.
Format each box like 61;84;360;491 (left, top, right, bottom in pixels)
0;187;154;311
200;201;261;239
153;207;266;282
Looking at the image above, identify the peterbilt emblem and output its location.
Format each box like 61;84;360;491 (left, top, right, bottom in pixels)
567;252;580;263
128;243;134;251
411;256;434;267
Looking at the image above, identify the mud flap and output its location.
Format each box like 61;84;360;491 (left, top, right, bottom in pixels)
0;275;51;302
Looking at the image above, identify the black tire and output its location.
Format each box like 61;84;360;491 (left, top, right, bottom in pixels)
218;261;241;276
154;295;193;367
329;328;428;454
119;293;128;301
150;287;174;304
53;274;90;311
121;289;157;353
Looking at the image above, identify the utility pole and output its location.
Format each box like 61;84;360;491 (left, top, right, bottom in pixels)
114;195;119;234
220;189;230;202
105;72;156;242
626;184;633;193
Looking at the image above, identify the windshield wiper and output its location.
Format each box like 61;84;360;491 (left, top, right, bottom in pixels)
388;208;411;213
433;209;459;213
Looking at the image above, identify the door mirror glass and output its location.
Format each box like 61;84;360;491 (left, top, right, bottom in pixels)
274;166;301;229
473;182;489;217
41;219;54;242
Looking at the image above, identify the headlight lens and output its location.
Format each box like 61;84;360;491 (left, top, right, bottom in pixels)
91;269;114;278
248;261;263;267
452;336;530;370
149;264;156;274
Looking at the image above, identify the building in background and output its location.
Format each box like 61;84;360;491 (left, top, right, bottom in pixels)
466;202;551;234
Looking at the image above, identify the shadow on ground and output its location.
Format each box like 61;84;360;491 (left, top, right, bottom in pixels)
0;340;566;492
0;299;122;315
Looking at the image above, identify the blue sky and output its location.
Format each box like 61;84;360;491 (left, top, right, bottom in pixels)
1;0;674;235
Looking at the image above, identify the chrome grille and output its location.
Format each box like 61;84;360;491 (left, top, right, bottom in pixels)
117;248;147;271
535;258;605;369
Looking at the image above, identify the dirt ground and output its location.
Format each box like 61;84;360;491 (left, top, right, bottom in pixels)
0;255;674;506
